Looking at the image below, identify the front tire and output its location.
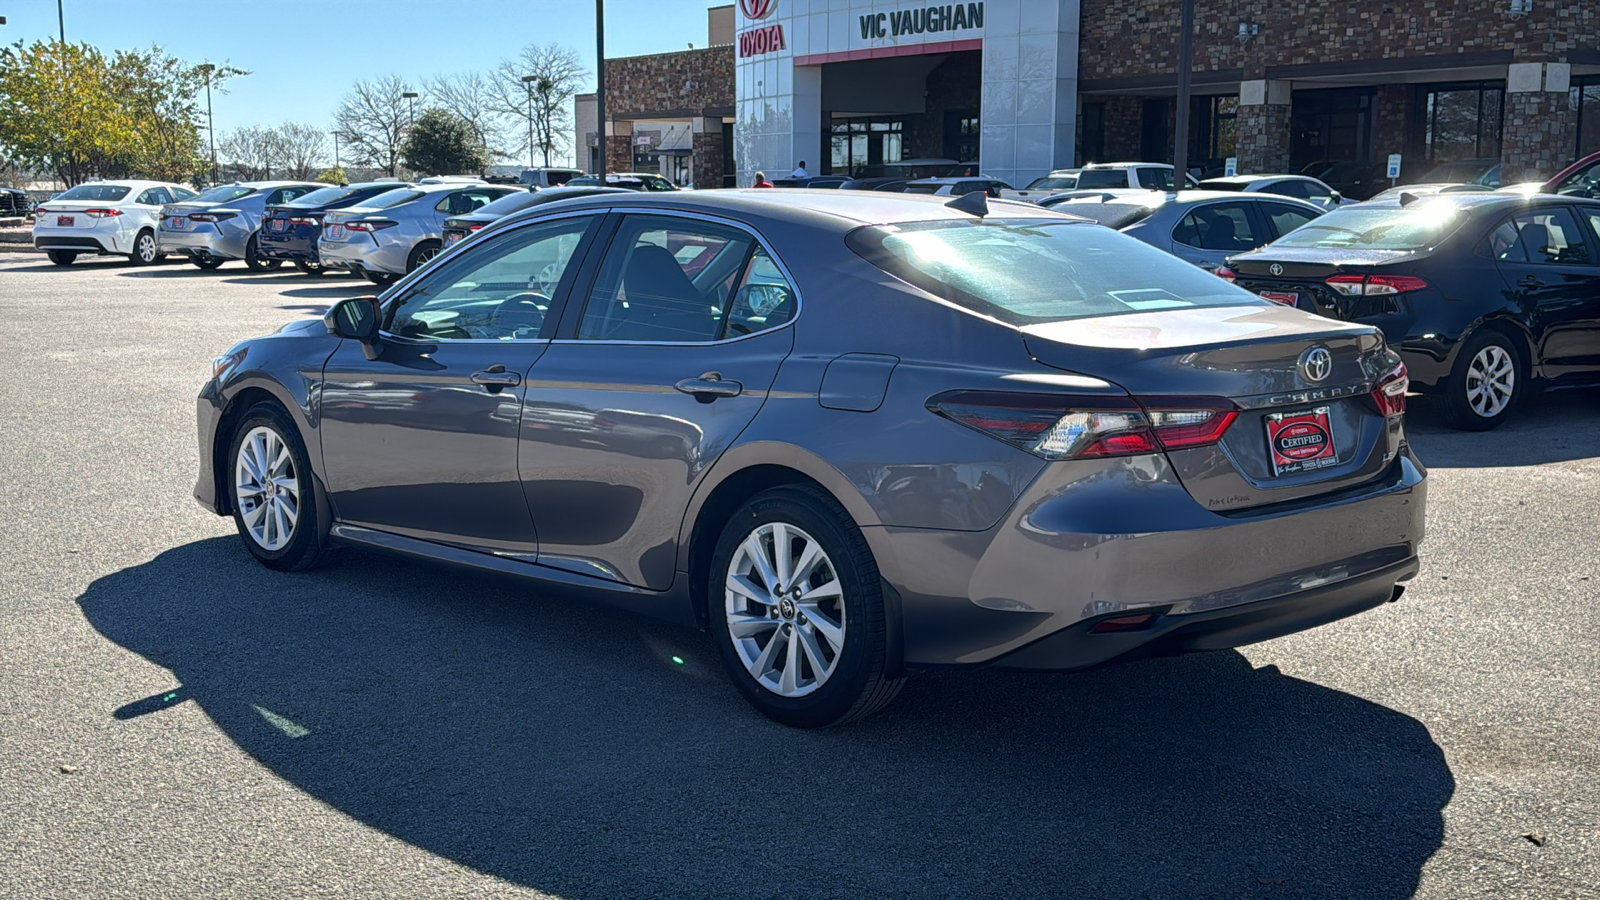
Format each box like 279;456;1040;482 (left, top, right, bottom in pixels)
127;229;160;266
710;485;904;727
1439;329;1523;431
227;404;332;571
46;250;77;266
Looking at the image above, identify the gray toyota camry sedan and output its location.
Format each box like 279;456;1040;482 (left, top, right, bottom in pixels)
195;189;1426;727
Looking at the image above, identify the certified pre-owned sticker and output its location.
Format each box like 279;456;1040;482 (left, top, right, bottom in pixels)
1265;406;1338;476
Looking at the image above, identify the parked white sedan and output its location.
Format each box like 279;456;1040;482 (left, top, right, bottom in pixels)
32;180;199;266
1195;174;1350;211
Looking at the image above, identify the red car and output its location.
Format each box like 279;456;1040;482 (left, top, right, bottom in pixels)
1543;150;1600;198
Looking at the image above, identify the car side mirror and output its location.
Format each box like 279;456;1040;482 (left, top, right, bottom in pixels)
324;295;383;359
1329;190;1343;202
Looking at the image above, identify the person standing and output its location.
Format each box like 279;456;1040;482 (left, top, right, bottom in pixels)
752;171;774;188
791;161;809;179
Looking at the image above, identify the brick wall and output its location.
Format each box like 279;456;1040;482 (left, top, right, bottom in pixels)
1236;102;1291;173
604;46;734;117
1503;91;1578;182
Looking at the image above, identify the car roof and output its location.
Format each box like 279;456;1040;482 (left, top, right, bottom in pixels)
1051;190;1325;210
71;179;180;189
906;177;995;185
1339;192;1600;213
1199;174;1301;184
1082;162;1168;170
507;187;1071;229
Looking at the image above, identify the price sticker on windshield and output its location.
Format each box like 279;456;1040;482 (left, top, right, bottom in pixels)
1265;407;1338;476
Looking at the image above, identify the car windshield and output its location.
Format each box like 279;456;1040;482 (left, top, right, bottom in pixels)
1025;175;1079;190
55;184;132;201
1270;203;1469;250
470;192;542;216
287;186;391;207
193;185;256;203
1076;170;1130;189
847;219;1257;325
361;189;425;209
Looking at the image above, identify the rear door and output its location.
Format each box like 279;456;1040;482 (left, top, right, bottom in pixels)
517;212;798;589
1491;206;1600;379
1168;200;1274;269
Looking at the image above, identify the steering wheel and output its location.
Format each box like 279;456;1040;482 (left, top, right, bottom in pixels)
537;263;563;295
484;291;550;339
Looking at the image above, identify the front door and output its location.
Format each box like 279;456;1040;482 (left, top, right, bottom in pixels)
519;212;799;589
1490;206;1600;380
318;212;602;555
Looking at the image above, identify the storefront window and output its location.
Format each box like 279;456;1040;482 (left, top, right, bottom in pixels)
1573;76;1600;161
1188;95;1238;173
829;118;905;176
945;111;980;164
1418;81;1503;162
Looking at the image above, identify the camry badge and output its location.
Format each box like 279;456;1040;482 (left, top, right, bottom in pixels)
1299;346;1333;384
1269;263;1284;276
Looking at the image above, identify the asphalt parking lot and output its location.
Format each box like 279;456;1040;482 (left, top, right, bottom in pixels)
1;251;1596;899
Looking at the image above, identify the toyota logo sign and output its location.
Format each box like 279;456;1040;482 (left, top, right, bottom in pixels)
740;0;776;19
1269;263;1284;276
1298;346;1333;384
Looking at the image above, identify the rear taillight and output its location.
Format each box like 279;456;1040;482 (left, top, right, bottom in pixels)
1372;362;1408;417
345;220;397;232
287;216;317;225
469;223;485;231
1327;274;1428;296
929;392;1238;460
1214;265;1237;283
83;208;122;218
188;211;238;223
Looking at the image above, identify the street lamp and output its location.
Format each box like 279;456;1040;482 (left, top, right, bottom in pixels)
197;63;217;185
402;91;418;129
521;75;537;168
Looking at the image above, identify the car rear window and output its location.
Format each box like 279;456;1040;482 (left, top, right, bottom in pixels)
469;191;542;217
1270;203;1469;250
847;219;1258;325
193;185;255;203
56;184;132;201
1196;180;1249;192
903;183;942;194
362;189;426;209
1025;175;1079;190
1075;170;1130;189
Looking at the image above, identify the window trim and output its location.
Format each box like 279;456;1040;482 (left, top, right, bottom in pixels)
549;208;805;346
376;209;607;345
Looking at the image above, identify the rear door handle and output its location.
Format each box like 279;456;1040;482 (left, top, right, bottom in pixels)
674;372;743;402
471;365;521;392
1518;275;1546;289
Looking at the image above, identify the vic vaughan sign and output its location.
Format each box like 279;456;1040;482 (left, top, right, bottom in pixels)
860;2;984;40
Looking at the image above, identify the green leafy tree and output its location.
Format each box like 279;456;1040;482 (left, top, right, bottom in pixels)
400;108;489;176
316;165;348;185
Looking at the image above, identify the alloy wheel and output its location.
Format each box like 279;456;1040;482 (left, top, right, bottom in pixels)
1465;345;1514;418
235;425;300;551
136;232;158;263
724;522;845;698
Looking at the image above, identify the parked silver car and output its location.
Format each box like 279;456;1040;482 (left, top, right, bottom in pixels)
158;181;329;270
319;182;519;285
196;189;1425;727
1044;190;1327;269
1195;174;1349;211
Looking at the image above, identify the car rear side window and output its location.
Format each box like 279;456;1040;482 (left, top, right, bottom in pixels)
1171;203;1263;252
1075;170;1129;189
384;216;595;341
1136;168;1175;190
577;215;787;342
1264;203;1321;238
1263;180;1312;199
848;218;1257;325
1493;208;1592;265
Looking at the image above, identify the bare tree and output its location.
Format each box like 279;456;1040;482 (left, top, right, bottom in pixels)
492;44;586;168
334;75;417;177
274;123;328;180
426;71;512;163
217;125;279;180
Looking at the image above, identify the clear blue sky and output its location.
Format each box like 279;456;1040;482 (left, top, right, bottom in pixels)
1;0;717;166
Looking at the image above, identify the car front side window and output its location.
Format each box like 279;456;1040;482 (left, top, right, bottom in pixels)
1499;209;1592;265
384;216;595;342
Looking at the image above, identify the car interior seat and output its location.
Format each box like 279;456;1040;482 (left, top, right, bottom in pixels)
609;244;720;341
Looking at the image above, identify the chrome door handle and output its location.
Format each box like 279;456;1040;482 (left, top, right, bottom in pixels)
1518;274;1546;288
470;365;521;392
674;372;743;402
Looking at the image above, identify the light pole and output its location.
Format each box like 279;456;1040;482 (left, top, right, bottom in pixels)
521;75;537;168
402;91;418;130
596;0;606;179
197;64;217;185
1172;0;1194;189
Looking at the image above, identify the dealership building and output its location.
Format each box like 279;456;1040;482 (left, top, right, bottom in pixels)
584;1;1598;187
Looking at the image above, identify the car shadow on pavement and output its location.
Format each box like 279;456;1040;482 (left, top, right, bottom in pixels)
1406;387;1600;467
80;538;1453;899
276;285;376;300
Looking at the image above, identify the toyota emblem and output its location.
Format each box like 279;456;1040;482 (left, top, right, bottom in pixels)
1298;346;1333;384
1269;263;1284;276
740;0;776;19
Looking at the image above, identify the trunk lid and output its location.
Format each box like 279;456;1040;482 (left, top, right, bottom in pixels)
1228;247;1428;320
1022;305;1403;512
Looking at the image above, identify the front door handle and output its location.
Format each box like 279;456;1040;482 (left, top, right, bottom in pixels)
674;372;743;402
1518;274;1546;289
471;365;521;393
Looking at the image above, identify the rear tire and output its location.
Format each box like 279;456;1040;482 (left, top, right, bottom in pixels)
710;485;904;727
1438;329;1523;431
244;234;282;272
294;260;326;276
226;404;333;572
407;240;442;274
127;229;161;266
46;250;77;266
363;269;399;286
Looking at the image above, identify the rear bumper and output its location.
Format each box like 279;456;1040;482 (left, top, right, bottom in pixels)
258;230;318;262
33;234;117;253
866;449;1426;669
160;228;247;260
993;557;1417;670
318;237;405;275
